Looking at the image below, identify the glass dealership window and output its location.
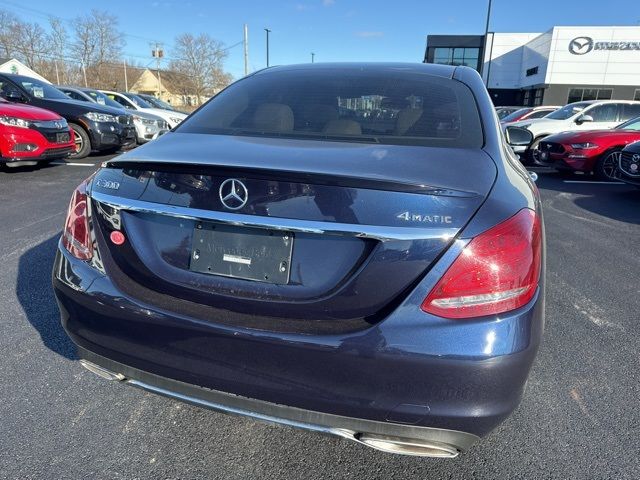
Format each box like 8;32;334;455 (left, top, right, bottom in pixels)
533;89;544;106
568;88;613;104
635;89;640;101
432;47;480;70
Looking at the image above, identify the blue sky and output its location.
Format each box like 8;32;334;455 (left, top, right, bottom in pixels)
3;0;640;79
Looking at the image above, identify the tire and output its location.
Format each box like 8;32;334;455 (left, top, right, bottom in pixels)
68;123;91;159
527;136;546;164
594;148;622;180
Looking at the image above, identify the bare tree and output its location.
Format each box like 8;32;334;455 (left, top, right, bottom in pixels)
169;33;230;104
46;17;68;83
71;10;125;86
13;21;48;69
0;10;20;59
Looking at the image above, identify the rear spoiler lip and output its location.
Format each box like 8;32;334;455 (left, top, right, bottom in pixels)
101;159;481;198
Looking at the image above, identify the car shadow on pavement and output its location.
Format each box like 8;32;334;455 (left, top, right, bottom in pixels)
572;189;640;224
536;172;640;225
16;234;78;360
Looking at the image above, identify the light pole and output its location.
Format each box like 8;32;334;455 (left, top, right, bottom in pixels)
311;52;315;63
481;0;493;85
265;28;271;67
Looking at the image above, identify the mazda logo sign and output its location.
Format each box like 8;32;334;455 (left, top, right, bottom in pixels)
219;178;249;210
568;36;594;55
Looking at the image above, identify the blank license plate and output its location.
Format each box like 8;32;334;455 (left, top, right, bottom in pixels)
56;132;70;143
189;223;293;284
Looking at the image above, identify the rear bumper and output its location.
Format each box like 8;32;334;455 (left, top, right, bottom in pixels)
53;240;545;452
77;347;477;457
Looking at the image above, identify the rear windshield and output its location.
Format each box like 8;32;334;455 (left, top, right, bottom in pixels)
178;68;483;148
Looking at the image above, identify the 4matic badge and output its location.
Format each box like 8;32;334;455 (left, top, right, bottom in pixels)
396;211;453;224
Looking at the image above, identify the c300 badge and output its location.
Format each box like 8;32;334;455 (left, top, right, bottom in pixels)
95;179;121;190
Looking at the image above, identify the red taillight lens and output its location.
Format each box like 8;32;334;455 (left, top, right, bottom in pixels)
62;181;93;260
421;209;541;319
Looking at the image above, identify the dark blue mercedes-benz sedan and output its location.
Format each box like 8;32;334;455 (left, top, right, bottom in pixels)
53;63;545;458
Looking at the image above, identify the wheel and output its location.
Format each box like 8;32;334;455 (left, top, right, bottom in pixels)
527;136;545;164
594;149;621;180
68;123;91;159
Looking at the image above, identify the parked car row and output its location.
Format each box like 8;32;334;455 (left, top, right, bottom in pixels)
57;86;170;146
499;99;640;182
0;72;188;167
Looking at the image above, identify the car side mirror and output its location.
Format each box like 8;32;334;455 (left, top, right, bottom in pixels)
576;114;594;124
3;88;25;103
505;126;533;147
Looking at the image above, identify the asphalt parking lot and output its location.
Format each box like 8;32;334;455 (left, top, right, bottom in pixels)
1;157;639;479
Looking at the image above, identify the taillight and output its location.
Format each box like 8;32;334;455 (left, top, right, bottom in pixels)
421;209;541;319
62;181;93;260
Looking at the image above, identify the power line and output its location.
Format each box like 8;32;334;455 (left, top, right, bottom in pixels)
0;0;163;43
0;0;242;52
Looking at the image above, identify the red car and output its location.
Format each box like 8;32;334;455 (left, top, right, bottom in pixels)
0;98;75;167
500;105;560;125
536;116;640;179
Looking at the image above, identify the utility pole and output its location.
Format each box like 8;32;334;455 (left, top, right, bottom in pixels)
264;28;271;67
151;43;164;98
81;61;88;87
54;61;60;84
243;24;249;76
480;0;493;85
311;52;315;63
124;59;129;92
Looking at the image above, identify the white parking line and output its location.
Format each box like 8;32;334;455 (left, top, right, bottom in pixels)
562;180;624;184
50;162;96;166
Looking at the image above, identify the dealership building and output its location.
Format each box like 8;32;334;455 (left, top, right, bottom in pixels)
424;26;640;106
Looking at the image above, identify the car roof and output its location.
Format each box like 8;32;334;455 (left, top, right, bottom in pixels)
574;99;640;105
253;62;458;79
0;73;46;82
57;85;82;92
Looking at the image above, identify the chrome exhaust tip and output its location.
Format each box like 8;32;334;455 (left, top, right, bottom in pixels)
355;433;460;458
79;359;126;382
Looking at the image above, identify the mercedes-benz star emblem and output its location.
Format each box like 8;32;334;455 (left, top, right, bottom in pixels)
568;36;594;55
219;178;249;210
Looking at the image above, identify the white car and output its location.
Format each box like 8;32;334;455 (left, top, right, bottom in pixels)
100;90;187;129
510;100;640;161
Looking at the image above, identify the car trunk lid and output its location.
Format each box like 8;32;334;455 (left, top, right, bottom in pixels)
88;133;496;332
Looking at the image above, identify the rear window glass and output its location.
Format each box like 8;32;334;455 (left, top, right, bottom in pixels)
178;68;483;148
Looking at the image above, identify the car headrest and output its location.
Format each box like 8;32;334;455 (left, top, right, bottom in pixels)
301;104;339;129
253;103;294;132
395;108;423;135
322;119;362;136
